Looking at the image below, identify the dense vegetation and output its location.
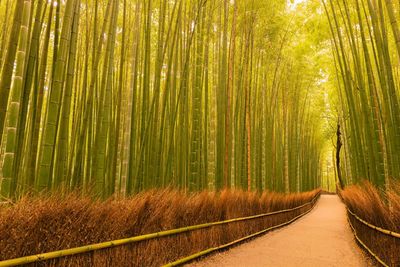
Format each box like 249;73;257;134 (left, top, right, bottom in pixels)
324;2;400;262
324;0;400;190
341;181;400;265
0;0;398;209
0;0;329;199
0;189;319;266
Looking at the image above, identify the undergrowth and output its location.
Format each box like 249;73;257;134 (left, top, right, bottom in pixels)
341;181;400;266
0;189;319;266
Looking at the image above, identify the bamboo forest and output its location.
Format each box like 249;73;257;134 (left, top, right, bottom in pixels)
0;0;399;266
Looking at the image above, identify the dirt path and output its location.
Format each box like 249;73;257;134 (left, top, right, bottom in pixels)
189;195;374;267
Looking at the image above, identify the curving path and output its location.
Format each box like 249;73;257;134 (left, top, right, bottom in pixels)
189;195;375;267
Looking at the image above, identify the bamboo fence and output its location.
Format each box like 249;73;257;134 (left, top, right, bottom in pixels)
0;192;320;267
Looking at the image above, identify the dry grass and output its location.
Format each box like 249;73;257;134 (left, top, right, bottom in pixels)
340;181;400;266
0;189;319;266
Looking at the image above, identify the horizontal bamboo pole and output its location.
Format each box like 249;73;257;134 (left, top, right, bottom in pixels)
347;216;389;267
0;192;320;267
163;194;320;267
347;209;400;238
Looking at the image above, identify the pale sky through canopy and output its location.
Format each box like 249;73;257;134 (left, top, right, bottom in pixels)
288;0;308;10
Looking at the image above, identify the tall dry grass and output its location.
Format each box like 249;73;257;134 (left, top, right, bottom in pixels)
340;181;400;266
0;189;319;266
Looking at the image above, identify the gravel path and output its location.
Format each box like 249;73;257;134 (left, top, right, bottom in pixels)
188;195;374;267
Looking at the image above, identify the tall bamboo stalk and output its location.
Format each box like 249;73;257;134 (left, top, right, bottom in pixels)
0;0;31;198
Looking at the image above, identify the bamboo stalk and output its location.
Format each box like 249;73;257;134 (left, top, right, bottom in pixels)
0;0;31;198
36;0;77;191
0;0;24;145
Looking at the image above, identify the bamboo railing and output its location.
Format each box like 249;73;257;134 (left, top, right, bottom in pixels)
347;209;400;238
0;192;320;267
347;208;400;266
164;195;320;266
347;216;388;267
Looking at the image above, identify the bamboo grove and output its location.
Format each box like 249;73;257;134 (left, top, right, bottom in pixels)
0;0;325;199
323;0;400;190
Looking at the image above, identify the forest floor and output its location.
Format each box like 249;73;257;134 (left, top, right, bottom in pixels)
189;195;375;267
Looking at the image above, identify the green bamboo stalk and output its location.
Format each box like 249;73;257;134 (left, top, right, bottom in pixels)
112;0;127;193
13;0;47;189
223;0;237;190
93;0;119;198
28;2;54;188
0;0;31;198
0;0;11;69
36;0;76;192
70;0;113;192
0;0;24;145
126;0;142;195
189;2;205;191
57;0;80;187
215;0;228;190
383;0;400;60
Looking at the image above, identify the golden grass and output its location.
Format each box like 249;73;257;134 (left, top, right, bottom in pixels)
0;189;319;266
340;181;400;266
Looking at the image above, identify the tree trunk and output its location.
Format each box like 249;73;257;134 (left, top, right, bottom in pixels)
336;122;345;189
